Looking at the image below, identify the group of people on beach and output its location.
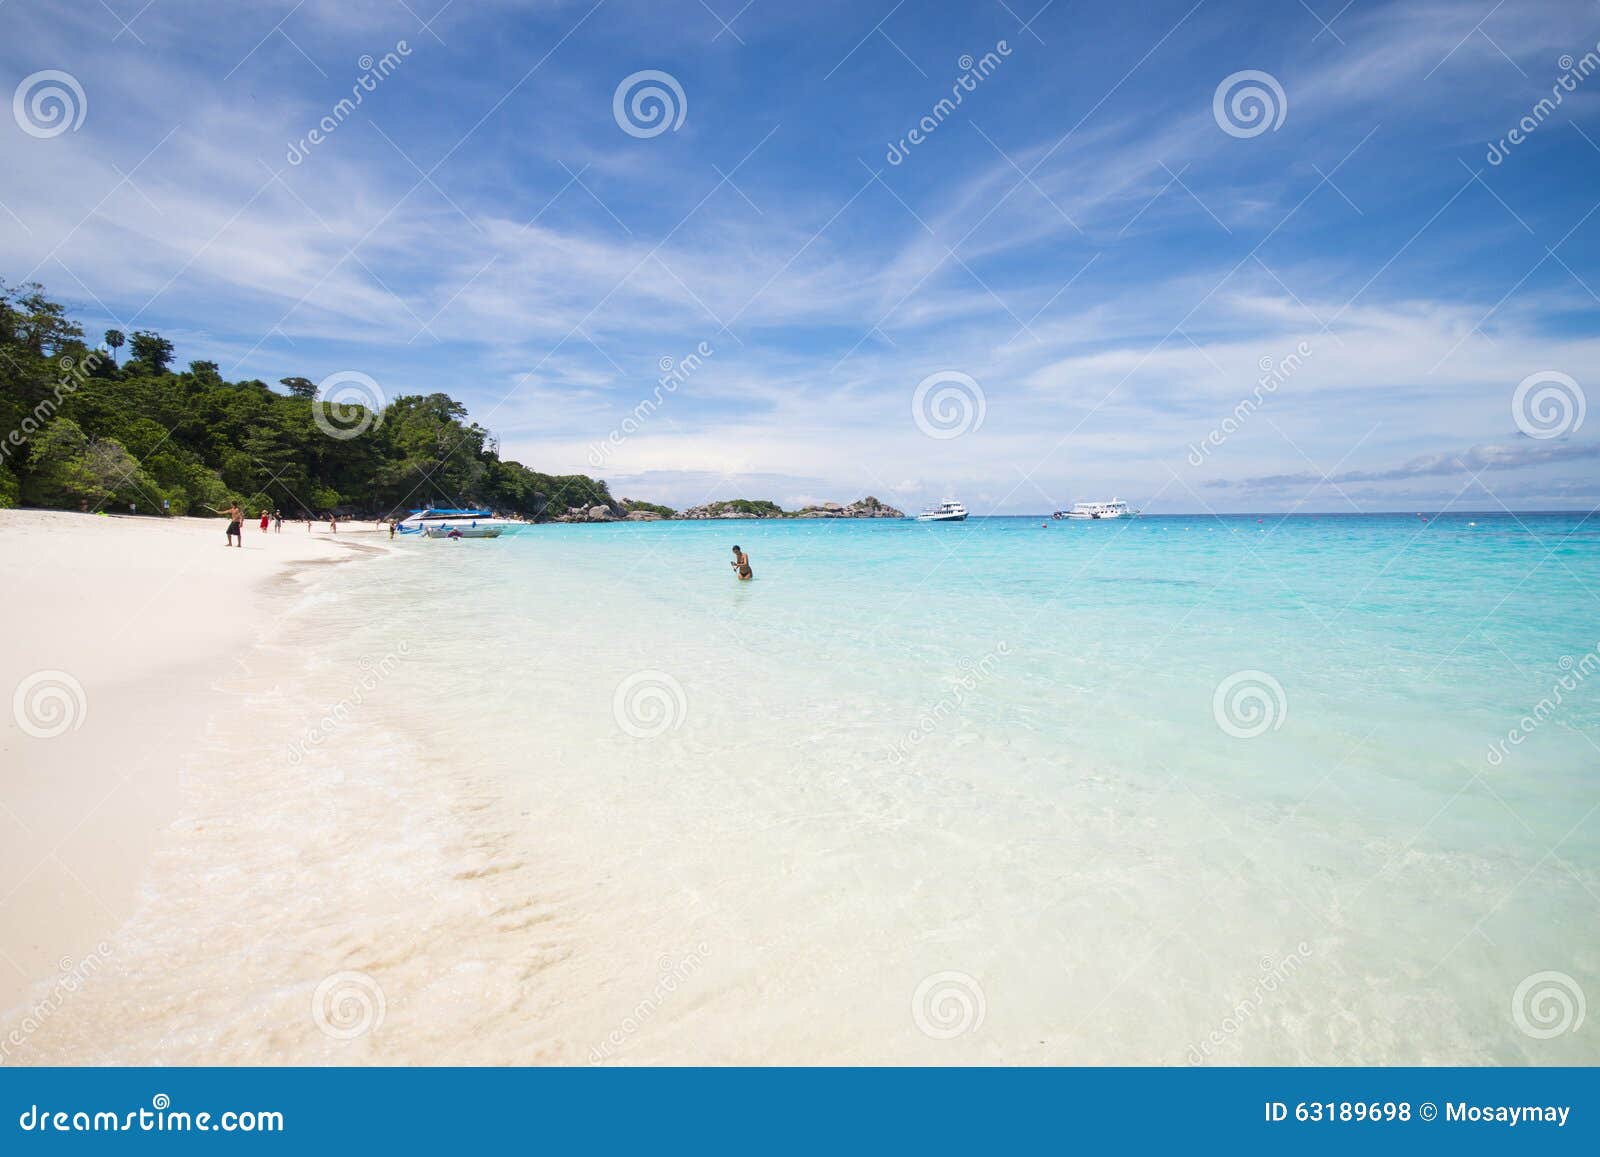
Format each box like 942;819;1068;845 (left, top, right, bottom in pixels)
217;504;342;547
212;508;754;578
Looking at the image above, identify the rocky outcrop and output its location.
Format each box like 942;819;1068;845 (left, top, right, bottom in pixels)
553;501;627;522
555;495;906;522
676;500;785;520
796;496;904;519
675;496;907;520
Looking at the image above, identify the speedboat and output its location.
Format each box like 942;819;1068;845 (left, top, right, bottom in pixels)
1054;499;1136;520
914;500;968;522
395;508;517;538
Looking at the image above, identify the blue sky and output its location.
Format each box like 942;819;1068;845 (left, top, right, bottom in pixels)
2;0;1597;512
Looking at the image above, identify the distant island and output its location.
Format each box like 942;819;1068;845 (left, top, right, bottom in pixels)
0;280;908;525
557;496;905;522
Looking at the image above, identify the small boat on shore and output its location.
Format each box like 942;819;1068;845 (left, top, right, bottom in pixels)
914;500;969;522
396;508;516;538
1054;499;1136;520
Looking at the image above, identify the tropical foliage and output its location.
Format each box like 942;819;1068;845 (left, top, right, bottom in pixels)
0;281;618;519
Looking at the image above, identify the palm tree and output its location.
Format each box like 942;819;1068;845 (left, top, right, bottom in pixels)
104;328;124;366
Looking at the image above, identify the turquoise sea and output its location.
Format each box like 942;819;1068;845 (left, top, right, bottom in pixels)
57;511;1599;1065
306;510;1594;1063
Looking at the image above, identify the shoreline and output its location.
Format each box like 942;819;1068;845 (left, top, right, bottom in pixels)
2;509;1595;1065
0;510;393;1013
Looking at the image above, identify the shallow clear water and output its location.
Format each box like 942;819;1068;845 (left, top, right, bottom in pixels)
14;512;1598;1064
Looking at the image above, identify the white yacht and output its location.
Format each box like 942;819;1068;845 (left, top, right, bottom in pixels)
1055;499;1136;520
395;507;519;538
914;500;969;522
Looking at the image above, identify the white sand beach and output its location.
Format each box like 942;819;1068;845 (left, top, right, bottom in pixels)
2;511;1595;1068
0;511;389;1013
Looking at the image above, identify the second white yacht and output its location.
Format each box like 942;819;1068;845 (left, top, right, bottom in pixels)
914;500;969;522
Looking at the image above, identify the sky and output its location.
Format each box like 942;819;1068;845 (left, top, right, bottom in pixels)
2;0;1598;514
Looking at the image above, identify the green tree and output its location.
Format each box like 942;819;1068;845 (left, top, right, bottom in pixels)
188;359;222;384
104;328;125;365
1;284;625;523
127;330;174;374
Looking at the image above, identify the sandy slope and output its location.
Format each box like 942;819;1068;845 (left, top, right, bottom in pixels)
0;509;389;1010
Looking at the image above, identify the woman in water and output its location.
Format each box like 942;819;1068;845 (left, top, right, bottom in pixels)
730;545;753;580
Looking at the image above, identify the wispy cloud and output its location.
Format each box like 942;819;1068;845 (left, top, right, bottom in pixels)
1209;439;1600;491
1;0;1596;510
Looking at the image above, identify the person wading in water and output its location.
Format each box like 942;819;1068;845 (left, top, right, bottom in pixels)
730;544;753;581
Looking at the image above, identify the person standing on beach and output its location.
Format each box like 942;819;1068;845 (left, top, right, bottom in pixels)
258;509;269;532
273;510;283;533
225;503;243;548
730;544;753;580
330;516;339;533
